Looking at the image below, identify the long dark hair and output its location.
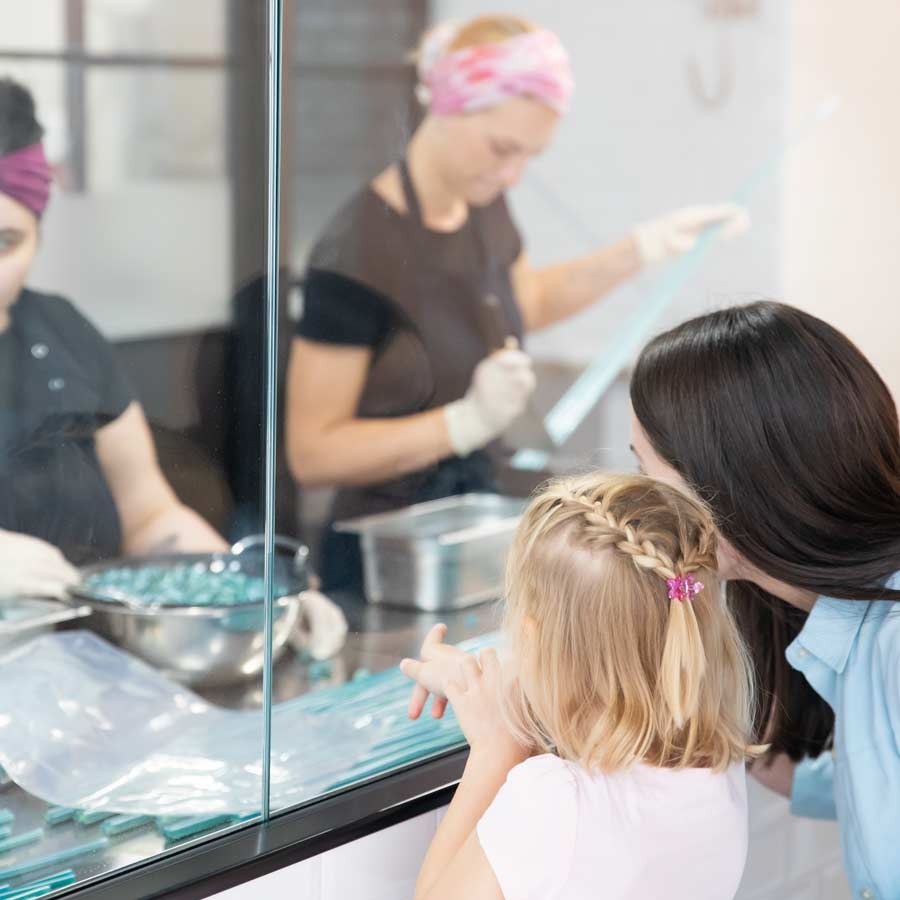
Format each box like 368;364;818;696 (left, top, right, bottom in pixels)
630;301;900;759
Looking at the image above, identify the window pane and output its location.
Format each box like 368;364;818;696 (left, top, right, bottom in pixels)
0;1;64;52
86;66;226;187
85;0;226;58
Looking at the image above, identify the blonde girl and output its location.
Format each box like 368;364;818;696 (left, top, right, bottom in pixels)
401;472;759;900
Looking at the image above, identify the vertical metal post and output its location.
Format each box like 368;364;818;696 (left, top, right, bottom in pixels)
261;0;283;822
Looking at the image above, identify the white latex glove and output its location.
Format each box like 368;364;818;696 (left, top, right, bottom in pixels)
632;203;751;266
289;589;349;661
0;529;79;599
443;348;536;457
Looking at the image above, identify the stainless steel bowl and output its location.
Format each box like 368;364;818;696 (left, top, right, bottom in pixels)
69;535;310;688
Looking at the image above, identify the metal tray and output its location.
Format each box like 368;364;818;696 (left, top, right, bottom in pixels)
335;494;526;611
0;598;91;653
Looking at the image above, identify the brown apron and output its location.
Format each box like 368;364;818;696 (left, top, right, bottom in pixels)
317;161;524;589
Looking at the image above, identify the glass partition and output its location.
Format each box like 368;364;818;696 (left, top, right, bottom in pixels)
268;0;788;821
0;0;274;891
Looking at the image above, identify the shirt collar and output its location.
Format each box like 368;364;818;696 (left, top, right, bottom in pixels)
789;595;871;674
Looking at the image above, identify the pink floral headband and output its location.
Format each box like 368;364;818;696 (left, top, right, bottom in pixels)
416;25;574;115
666;574;705;603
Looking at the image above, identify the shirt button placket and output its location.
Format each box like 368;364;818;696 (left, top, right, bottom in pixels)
30;343;66;393
860;889;875;899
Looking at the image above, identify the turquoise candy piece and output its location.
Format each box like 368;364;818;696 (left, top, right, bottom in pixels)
0;829;43;855
82;564;292;609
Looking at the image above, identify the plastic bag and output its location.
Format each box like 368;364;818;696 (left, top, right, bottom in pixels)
0;631;388;816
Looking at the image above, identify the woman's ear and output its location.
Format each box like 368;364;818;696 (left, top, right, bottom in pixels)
716;534;751;581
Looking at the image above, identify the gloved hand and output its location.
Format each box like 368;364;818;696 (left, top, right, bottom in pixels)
289;589;349;661
443;348;536;457
0;529;80;599
632;203;750;266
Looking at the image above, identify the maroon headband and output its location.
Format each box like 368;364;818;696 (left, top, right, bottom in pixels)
0;143;52;218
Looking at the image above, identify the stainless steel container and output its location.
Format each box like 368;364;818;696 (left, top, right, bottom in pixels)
68;536;310;688
0;598;92;654
335;494;526;611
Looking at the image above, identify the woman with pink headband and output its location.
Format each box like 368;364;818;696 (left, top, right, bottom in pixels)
286;15;749;591
0;78;226;598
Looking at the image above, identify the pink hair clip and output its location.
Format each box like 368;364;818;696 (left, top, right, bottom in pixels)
666;574;704;603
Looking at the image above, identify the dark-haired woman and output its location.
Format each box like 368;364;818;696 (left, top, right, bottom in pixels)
0;77;225;598
629;300;900;899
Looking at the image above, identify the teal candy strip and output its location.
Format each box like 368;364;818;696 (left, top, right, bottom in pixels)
0;870;77;899
0;830;43;856
101;815;154;837
74;810;115;827
0;886;54;900
42;808;76;827
157;815;235;842
0;838;109;881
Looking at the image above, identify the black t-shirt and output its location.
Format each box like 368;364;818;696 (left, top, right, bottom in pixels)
0;288;135;563
296;268;392;347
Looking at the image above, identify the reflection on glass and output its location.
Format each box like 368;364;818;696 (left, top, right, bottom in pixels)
0;62;69;173
274;4;761;819
0;1;268;890
0;1;64;52
85;0;226;58
87;68;226;186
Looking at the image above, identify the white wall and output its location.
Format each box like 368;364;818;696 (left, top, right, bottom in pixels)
209;787;849;900
209;811;438;900
784;0;900;396
28;182;232;341
433;0;786;367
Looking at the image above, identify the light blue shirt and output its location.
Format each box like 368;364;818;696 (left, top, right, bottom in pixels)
787;585;900;900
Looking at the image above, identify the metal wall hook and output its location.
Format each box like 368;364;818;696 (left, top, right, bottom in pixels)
686;27;736;109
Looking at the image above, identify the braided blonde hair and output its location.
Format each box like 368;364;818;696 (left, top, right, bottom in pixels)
502;472;758;771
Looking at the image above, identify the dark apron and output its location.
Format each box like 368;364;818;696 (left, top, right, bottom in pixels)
321;161;524;590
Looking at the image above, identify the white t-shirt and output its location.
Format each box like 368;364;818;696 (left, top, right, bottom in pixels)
477;754;748;900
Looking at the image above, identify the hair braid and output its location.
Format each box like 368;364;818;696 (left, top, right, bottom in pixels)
554;489;682;582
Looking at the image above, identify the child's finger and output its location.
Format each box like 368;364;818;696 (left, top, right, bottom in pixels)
407;683;429;720
399;657;424;683
431;696;448;719
420;622;448;659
